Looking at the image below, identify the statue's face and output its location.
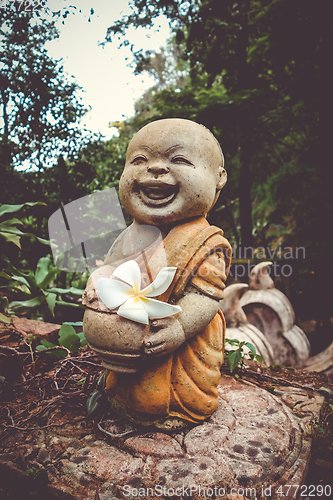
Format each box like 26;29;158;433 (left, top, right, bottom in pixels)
119;119;226;227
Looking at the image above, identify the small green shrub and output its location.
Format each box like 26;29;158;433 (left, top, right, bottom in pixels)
0;202;48;249
0;203;85;321
1;255;84;320
36;322;87;359
225;338;263;373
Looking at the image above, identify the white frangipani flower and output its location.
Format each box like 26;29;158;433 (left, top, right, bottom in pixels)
97;260;182;325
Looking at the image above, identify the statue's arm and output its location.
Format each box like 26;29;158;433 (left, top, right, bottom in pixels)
144;249;227;357
144;286;221;357
177;285;221;338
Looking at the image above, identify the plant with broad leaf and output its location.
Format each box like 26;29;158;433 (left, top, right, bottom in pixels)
0;203;87;322
0;202;49;322
225;338;263;374
0;202;49;250
36;322;87;360
1;255;84;321
86;372;107;419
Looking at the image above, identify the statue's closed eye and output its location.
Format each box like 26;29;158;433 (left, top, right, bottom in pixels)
131;155;148;164
171;156;193;165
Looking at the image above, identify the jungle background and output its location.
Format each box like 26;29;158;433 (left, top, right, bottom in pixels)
1;2;333;498
1;0;332;354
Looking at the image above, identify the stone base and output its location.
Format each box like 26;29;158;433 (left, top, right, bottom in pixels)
0;376;323;500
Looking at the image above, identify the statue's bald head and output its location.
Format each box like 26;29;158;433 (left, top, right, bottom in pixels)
128;118;224;172
120;118;227;225
126;118;226;207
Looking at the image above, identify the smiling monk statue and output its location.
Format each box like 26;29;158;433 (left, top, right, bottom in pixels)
83;118;232;429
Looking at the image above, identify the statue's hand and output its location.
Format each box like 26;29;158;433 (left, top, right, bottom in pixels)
143;317;186;357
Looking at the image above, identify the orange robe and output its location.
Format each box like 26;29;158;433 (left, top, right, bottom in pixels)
105;217;231;424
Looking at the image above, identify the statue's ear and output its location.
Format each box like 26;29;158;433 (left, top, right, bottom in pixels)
217;166;227;191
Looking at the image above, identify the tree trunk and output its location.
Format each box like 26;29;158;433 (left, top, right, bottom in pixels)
0;88;9;137
236;0;254;248
238;140;253;247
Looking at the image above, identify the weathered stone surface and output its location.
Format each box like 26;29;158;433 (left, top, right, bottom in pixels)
240;276;311;368
0;377;319;500
124;432;185;458
13;316;61;342
0;317;62;343
272;385;325;428
305;341;333;374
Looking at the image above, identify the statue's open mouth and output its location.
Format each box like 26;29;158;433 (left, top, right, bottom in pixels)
139;183;178;207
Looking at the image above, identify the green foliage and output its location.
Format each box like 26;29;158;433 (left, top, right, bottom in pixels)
0;202;49;249
104;0;332;325
319;387;333;398
86;372;106;417
0;7;91;173
0;202;54;320
86;389;104;417
25;466;48;483
0;0;331;330
36;322;87;360
0;312;12;323
0;202;88;322
25;466;49;496
225;338;263;374
1;254;84;320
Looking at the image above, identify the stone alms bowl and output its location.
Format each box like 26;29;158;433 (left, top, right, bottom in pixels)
83;308;149;373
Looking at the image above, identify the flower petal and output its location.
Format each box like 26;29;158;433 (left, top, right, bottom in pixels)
97;277;132;310
118;296;149;325
141;267;177;297
140;297;182;319
112;260;141;292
